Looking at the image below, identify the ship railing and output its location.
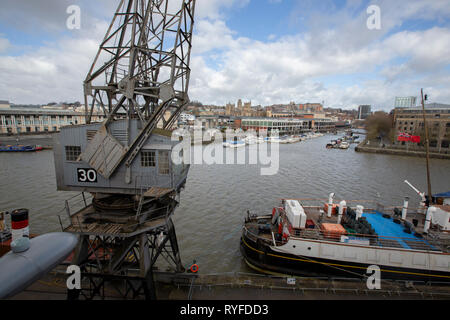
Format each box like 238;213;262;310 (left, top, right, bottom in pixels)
56;192;93;231
244;225;447;253
291;229;447;253
279;198;425;215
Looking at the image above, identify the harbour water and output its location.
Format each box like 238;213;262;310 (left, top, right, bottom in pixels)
1;134;450;274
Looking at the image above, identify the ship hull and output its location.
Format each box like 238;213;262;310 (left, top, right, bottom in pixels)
240;231;450;283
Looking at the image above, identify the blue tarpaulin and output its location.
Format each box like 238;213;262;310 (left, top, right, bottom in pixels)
434;192;450;198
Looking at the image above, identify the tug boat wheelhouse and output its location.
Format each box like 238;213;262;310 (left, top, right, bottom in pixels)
241;194;450;283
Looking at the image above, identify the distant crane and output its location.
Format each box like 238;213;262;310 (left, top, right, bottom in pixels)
404;180;427;213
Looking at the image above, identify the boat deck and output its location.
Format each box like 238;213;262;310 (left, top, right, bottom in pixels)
247;202;450;253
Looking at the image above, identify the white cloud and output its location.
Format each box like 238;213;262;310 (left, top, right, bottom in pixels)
0;38;11;53
0;0;450;111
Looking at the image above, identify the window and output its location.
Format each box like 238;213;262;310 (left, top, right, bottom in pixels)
442;140;450;149
65;146;81;161
158;150;170;175
141;151;156;167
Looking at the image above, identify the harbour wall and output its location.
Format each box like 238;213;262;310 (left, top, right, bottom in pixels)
355;141;450;160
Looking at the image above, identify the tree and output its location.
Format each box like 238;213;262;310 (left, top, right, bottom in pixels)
365;112;394;143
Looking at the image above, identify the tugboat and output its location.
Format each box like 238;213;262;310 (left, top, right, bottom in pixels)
240;193;450;283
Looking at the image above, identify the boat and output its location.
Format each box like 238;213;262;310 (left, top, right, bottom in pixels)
223;139;245;148
339;142;350;149
326;140;340;149
0;145;43;152
245;135;266;145
279;136;291;144
244;135;257;145
265;136;281;143
240;194;450;283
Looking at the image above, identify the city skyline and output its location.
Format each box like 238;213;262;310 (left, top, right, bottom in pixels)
0;1;449;110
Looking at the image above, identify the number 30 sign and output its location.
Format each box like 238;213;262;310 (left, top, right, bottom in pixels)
77;168;98;183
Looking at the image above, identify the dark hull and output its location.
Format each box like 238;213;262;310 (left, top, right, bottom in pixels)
240;232;450;284
0;146;38;152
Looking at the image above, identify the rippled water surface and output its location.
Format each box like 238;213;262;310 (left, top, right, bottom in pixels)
1;135;449;273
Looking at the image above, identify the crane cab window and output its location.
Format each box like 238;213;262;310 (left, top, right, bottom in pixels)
158;151;170;175
141;151;156;167
65;146;81;161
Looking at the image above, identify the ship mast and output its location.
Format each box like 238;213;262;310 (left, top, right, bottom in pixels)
420;88;433;205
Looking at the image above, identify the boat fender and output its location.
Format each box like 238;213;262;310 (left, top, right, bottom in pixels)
190;264;199;273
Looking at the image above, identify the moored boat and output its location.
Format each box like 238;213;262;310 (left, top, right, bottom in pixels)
241;194;450;283
0;145;43;152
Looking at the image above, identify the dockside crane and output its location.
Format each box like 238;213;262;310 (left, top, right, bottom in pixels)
52;0;197;300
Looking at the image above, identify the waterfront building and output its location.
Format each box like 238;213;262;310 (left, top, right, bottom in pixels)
196;115;235;130
240;117;308;134
358;105;372;120
0;106;105;135
392;103;450;153
238;117;335;134
0;100;10;109
395;96;417;108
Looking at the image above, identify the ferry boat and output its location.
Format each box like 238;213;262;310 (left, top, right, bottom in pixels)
241;194;450;283
0;145;43;152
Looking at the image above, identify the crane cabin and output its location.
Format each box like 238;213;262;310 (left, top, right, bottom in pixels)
53;120;190;196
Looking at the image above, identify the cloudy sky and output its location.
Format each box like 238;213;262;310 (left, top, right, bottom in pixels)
0;0;449;111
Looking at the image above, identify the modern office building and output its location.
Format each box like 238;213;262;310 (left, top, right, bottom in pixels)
395;97;417;108
358;105;372;120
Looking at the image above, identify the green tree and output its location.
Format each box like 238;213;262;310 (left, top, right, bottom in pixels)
365;112;394;143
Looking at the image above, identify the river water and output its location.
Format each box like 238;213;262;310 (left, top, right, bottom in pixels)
1;134;449;273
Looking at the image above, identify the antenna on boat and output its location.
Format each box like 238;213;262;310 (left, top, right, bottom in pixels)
420;88;433;206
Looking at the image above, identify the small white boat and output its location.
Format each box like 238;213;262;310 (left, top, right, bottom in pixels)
224;140;245;148
256;137;265;144
339;142;350;149
265;136;281;143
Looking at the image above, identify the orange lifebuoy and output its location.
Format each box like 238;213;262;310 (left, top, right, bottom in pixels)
190;264;199;273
